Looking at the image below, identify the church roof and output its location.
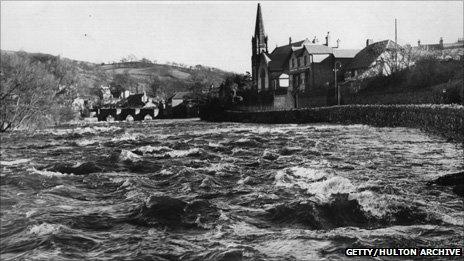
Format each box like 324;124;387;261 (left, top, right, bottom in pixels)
348;40;400;70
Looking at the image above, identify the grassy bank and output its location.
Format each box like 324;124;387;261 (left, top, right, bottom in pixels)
200;104;464;143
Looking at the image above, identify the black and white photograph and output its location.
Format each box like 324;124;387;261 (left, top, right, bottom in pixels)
1;1;463;260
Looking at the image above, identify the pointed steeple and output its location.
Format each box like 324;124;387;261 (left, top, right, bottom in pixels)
254;3;265;41
252;3;268;55
251;3;268;89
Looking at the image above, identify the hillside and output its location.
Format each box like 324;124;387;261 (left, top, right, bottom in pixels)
1;49;235;130
99;61;233;99
1;50;234;101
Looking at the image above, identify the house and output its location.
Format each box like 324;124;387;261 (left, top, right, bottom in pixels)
347;39;403;80
287;42;358;106
250;4;358;109
125;93;148;107
417;37;464;51
168;92;192;107
166;92;198;118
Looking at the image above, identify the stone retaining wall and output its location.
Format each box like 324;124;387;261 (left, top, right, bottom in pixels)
200;104;464;143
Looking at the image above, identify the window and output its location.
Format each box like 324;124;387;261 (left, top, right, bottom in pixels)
304;56;307;65
292;59;294;68
279;74;289;87
297;58;300;67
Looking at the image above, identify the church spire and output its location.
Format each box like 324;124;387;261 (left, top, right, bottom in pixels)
251;3;268;89
254;3;265;40
252;3;268;55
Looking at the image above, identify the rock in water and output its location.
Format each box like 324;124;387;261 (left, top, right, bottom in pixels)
452;183;464;197
429;171;464;186
428;171;464;197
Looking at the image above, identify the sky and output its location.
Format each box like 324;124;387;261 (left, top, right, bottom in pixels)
1;1;463;73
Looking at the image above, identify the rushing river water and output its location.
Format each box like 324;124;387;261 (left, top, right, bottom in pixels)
1;119;463;260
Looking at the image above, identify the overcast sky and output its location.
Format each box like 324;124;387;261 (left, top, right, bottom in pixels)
1;1;463;73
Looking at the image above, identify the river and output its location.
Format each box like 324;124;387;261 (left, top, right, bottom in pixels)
1;119;463;260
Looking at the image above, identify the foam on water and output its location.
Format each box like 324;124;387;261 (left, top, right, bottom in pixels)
28;223;63;236
0;159;31;166
136;145;172;154
275;166;330;188
275;166;357;202
255;239;331;261
349;190;391;218
167;148;201;158
305;176;356;201
75;139;98;146
27;167;71;177
204;163;233;173
111;132;143;142
159;169;173;175
44;125;121;136
119;150;141;162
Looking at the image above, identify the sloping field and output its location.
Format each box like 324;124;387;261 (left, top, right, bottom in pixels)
101;63;192;80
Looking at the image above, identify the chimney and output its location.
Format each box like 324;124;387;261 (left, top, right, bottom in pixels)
289;37;292;45
325;32;330;46
366;39;373;47
312;36;318;44
417;40;421;47
335;39;340;48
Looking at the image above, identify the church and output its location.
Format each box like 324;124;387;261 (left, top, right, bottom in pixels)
251;4;358;108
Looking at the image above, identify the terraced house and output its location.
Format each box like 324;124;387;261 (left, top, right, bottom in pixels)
251;4;358;108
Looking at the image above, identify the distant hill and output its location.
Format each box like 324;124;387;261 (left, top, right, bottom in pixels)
1;50;235;101
99;61;233;99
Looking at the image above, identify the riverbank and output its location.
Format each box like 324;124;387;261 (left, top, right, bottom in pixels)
200;104;464;143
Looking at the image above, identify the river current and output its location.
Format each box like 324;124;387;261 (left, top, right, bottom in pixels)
1;119;463;260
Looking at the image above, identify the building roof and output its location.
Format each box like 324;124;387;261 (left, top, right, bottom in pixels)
333;49;360;58
268;40;305;71
312;54;331;63
304;44;334;54
126;94;145;107
291;44;340;59
348;40;401;70
171;91;192;100
291;47;306;57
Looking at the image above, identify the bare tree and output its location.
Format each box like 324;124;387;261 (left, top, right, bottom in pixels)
0;52;71;131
